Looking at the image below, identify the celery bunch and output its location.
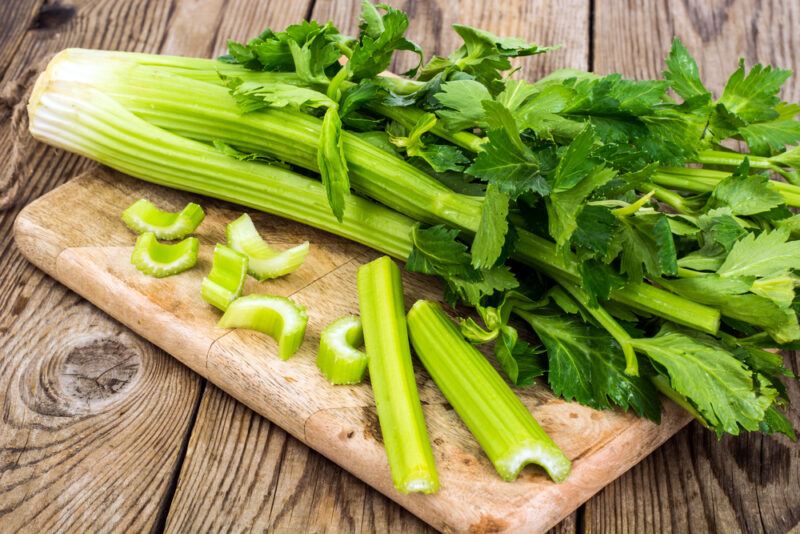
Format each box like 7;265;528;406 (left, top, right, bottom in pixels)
27;1;797;441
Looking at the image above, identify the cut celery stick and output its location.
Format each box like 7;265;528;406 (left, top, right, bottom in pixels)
201;244;248;311
217;294;308;360
121;198;205;239
407;300;572;483
226;213;309;280
130;232;198;277
357;256;439;494
316;315;367;385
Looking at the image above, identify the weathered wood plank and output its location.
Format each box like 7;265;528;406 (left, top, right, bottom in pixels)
165;384;434;533
588;1;800;532
0;0;231;529
0;0;43;81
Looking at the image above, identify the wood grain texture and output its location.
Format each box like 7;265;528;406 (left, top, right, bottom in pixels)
0;0;208;529
589;2;800;532
165;383;433;533
14;168;690;533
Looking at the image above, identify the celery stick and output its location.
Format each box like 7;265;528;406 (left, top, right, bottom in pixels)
121;198;205;239
316;315;367;385
130;232;198;278
226;213;309;280
28;78;416;260
357;256;439;494
407;300;572;482
218;294;308;360
201;244;248;311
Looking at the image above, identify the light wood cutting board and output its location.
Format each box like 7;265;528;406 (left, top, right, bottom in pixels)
14;167;691;533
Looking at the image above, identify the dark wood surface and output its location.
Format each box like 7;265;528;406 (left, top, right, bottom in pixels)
0;0;797;532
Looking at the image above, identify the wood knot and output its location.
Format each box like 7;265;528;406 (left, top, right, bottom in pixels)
21;334;141;417
30;2;76;31
61;338;140;405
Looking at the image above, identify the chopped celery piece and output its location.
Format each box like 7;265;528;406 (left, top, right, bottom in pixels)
357;256;439;494
407;300;572;483
201;244;248;311
217;294;308;360
121;198;205;239
316;315;367;385
130;232;198;277
226;213;309;280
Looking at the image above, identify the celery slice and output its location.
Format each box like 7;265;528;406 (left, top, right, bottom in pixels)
121;198;205;239
226;213;309;280
316;315;367;385
217;294;308;360
201;244;248;311
357;256;439;494
407;300;572;483
130;232;198;277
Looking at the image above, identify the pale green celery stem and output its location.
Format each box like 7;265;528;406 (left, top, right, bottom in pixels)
512;231;722;335
46;55;724;331
357;257;439;494
407;300;571;483
653;170;800;207
102;76;483;230
369;102;488;153
553;274;639;376
29;83;415;260
694;149;795;182
638;184;692;213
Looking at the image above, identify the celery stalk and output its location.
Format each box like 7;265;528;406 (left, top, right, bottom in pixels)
226;213;309;280
121;198;205;239
30;50;724;333
201;244;248;311
28;77;416;260
130;232;198;277
407;300;571;482
218;294;308;359
357;256;439;494
316;315;367;385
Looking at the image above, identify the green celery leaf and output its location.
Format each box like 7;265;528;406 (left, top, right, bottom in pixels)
466;101;549;198
632;327;776;435
609;212;678;282
572;205;619;258
759;406;797;440
710;159;785;215
407;224;474;278
317;107;350;221
739;119;800;155
434;79;492;130
719;60;792;123
663;37;711;103
340;80;382;119
416;144;470;173
493;325;545;386
547;166;616;249
519;310;661;420
225;79;335;112
348;1;423;79
718;227;800;278
471;184;510;269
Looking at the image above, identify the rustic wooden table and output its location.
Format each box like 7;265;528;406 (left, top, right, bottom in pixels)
1;0;798;532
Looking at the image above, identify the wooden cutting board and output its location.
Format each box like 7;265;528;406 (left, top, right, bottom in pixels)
14;167;691;533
